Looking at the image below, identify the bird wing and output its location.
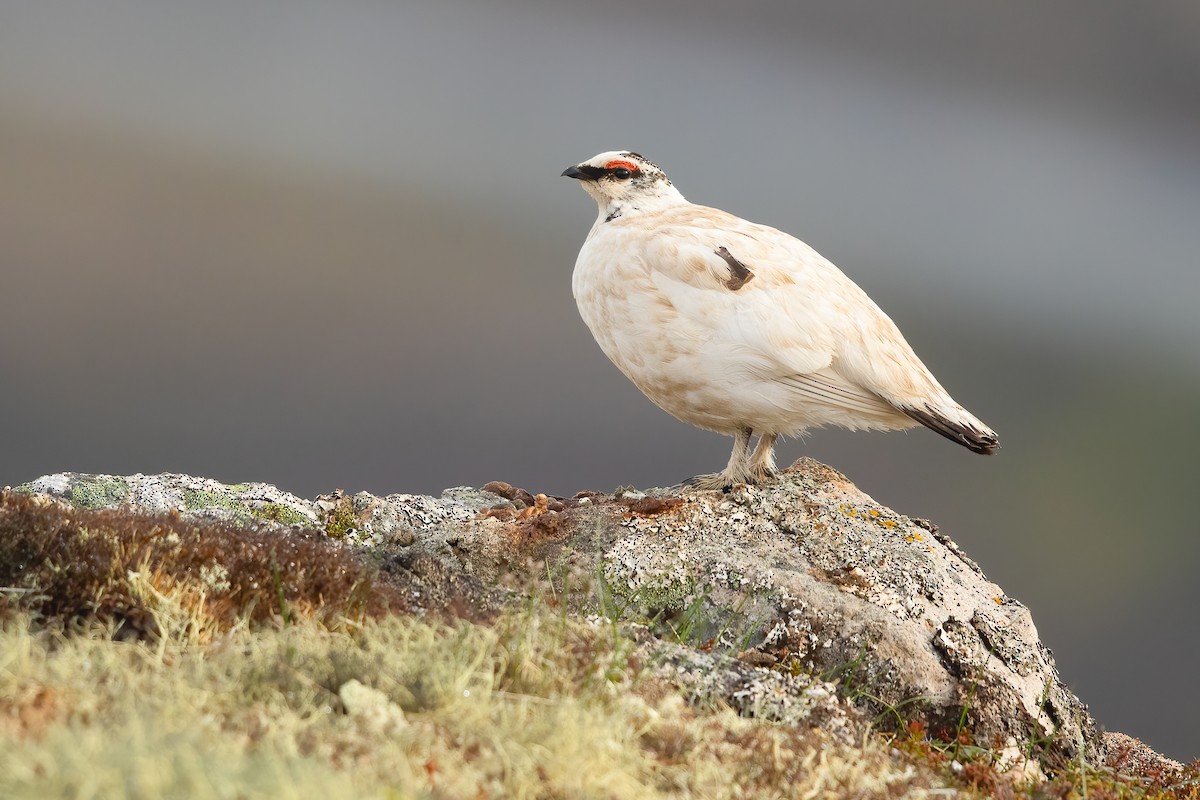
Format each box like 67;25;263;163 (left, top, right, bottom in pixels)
635;204;938;419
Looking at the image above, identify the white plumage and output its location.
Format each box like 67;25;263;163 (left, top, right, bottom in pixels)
563;150;997;489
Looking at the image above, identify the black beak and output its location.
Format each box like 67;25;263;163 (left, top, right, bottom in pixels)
562;164;605;181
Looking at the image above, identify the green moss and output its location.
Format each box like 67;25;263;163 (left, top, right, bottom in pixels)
630;580;695;613
181;488;308;528
183;489;233;510
601;563;695;616
323;498;359;539
182;488;253;517
250;503;310;528
68;477;129;509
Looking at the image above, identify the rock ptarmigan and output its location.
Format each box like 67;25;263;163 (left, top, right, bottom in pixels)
563;150;998;490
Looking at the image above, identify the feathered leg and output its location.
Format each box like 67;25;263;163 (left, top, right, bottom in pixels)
749;433;778;483
684;427;753;490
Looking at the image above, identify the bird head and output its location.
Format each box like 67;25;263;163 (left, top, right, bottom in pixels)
562;151;684;215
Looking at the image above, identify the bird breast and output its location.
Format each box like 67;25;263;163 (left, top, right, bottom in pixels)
571;218;865;435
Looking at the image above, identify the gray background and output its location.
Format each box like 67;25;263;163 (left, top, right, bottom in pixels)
2;1;1197;758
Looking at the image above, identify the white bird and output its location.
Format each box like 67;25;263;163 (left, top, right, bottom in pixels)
563;150;998;490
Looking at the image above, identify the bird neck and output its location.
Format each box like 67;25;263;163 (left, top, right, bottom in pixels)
593;186;687;225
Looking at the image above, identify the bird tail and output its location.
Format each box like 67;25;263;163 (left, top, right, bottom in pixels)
900;403;999;455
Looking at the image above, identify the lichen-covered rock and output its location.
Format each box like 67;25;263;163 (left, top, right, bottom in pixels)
11;459;1102;764
16;472;318;528
1102;732;1185;783
648;639;856;740
539;459;1097;763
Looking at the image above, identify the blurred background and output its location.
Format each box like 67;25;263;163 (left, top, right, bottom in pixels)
2;1;1198;759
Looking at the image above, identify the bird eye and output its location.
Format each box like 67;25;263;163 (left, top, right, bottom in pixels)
612;167;632;180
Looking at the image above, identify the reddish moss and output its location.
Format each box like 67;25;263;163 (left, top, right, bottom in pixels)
0;490;411;636
513;510;572;546
621;496;685;516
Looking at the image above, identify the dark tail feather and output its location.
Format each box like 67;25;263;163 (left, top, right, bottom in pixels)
901;404;999;455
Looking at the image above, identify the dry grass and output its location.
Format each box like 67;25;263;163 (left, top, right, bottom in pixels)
0;605;949;799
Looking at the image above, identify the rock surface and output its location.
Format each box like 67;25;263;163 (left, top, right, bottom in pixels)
11;459;1116;764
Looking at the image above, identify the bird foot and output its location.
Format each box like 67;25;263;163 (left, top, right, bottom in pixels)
749;464;779;484
682;465;779;492
682;472;738;492
683;469;773;492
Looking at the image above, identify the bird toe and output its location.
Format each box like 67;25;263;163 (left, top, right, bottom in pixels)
749;465;779;484
682;472;735;492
